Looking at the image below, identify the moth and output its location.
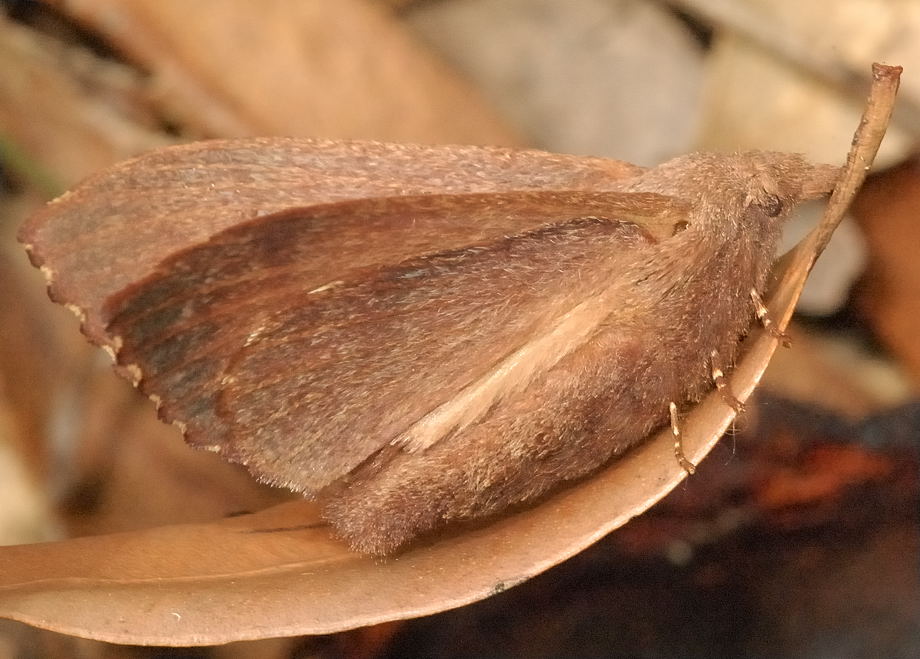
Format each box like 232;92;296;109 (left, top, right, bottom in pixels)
20;139;839;555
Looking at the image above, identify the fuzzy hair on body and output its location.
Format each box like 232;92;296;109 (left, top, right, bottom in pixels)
89;144;839;555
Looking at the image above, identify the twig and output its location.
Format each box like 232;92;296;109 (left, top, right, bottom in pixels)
808;63;901;266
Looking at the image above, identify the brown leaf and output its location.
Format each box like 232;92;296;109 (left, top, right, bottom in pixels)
0;66;898;645
58;394;295;538
0;235;61;475
852;158;920;383
46;0;519;144
0;12;168;189
760;326;908;418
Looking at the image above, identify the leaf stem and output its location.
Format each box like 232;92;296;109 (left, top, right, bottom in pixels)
808;63;901;266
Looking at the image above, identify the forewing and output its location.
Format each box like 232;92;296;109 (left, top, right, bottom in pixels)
19;138;644;344
104;190;689;493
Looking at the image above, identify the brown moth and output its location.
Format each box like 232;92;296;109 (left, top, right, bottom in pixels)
19;139;839;555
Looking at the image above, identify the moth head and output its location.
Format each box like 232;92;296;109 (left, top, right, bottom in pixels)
626;151;840;232
739;151;841;226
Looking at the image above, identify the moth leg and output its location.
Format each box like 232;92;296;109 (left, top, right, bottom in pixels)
710;350;744;413
669;402;696;474
750;288;791;347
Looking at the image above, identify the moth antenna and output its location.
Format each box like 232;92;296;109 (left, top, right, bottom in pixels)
710;350;744;413
669;402;696;474
750;288;792;347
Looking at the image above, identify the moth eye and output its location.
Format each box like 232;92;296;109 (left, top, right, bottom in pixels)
759;193;783;217
672;221;689;235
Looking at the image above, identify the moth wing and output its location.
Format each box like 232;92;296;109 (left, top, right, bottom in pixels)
104;190;690;493
20;138;643;344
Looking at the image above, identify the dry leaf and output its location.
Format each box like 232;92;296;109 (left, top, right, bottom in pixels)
761;326;911;418
853;159;920;383
0;12;168;189
46;0;519;144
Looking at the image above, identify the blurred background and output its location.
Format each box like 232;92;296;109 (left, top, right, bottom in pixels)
0;0;918;656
